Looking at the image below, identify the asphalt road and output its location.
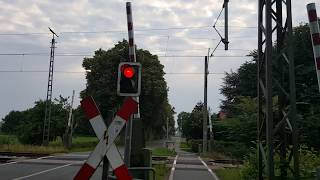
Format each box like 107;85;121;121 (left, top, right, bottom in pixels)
0;139;167;180
0;138;217;180
0;152;105;180
169;137;219;180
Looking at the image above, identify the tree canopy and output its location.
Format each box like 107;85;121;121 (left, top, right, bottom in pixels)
1;97;70;145
177;102;204;140
219;24;320;149
80;40;175;139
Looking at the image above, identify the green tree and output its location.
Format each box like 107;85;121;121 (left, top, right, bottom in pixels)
1;111;25;134
178;102;204;140
80;40;174;140
1;98;70;145
177;111;190;134
214;97;257;145
219;24;320;149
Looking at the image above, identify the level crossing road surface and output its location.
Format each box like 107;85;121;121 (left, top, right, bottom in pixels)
0;152;104;180
0;139;168;180
169;137;219;180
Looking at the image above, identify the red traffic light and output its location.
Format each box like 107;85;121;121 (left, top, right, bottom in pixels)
123;66;135;78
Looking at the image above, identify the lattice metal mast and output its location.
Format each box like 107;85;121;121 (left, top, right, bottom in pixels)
42;27;58;146
257;0;298;179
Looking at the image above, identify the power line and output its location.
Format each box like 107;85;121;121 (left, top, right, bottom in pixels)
0;48;251;56
158;55;251;58
0;25;257;36
0;69;226;75
0;53;251;58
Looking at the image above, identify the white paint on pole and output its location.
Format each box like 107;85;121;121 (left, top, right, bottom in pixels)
307;3;320;91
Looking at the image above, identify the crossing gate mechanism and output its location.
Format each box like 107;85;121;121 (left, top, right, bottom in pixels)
74;96;138;180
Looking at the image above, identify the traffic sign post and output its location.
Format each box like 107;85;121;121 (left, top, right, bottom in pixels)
74;96;138;180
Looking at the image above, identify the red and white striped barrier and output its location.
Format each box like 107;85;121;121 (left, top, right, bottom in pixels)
307;3;320;91
74;96;138;180
126;2;136;62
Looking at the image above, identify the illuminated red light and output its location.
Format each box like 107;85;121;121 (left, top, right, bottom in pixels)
123;66;135;78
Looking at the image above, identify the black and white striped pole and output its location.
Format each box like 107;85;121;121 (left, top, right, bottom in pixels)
124;2;141;167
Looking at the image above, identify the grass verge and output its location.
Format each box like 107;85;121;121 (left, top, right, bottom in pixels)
152;147;176;157
153;164;170;180
179;141;192;152
0;135;98;154
215;168;242;180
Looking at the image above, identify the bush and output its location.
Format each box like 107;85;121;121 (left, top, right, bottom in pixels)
240;146;320;179
190;139;202;153
240;153;258;180
210;140;251;159
299;146;320;178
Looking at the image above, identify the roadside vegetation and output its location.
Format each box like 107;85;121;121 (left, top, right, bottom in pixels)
177;24;320;179
152;147;176;157
0;134;97;154
153;164;169;180
0;40;175;156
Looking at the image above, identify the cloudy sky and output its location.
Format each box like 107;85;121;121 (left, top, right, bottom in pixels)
0;0;313;122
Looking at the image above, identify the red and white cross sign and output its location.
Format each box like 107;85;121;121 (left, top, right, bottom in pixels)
74;96;138;180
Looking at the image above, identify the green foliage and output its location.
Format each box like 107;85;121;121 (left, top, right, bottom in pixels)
299;109;320;149
210;140;250;159
1;98;70;145
178;102;204;140
240;153;259;180
189;139;202;153
214;97;257;147
299;146;320;178
179;141;191;151
0;135;98;153
1;111;25;134
220;61;257;115
153;164;169;180
73;106;95;136
152;147;176;157
219;24;320;150
80;40;175;140
215;168;242;180
215;23;320;179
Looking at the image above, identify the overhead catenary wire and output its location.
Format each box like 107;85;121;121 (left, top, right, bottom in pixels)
0;69;226;75
0;48;252;56
0;25;257;36
0;53;251;58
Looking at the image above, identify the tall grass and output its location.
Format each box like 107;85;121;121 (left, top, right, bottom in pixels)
0;134;98;154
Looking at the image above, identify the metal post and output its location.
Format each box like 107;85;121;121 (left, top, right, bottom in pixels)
257;0;298;178
124;2;142;168
166;118;169;140
63;90;75;149
203;56;208;154
67;90;75;129
257;0;263;178
224;0;229;50
265;1;274;177
287;1;299;178
102;156;110;180
42;28;58;146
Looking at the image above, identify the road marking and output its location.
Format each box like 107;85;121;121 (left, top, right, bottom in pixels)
37;155;55;160
12;163;73;180
0;161;17;167
169;155;178;180
199;156;220;180
0;155;55;167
